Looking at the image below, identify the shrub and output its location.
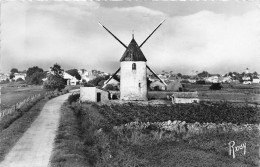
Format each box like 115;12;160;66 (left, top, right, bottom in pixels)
83;82;95;87
196;80;206;85
16;78;24;82
43;74;66;91
68;94;80;104
210;83;222;90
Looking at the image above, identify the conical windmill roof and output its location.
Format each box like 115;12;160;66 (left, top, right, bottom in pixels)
120;38;147;62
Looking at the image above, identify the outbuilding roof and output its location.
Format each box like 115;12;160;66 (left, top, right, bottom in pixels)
120;38;147;62
171;92;199;98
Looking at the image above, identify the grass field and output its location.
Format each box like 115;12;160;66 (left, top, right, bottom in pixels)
1;85;43;110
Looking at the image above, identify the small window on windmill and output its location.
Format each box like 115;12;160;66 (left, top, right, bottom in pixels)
132;63;136;71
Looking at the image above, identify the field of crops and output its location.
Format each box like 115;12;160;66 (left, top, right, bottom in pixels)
68;100;259;167
97;102;259;126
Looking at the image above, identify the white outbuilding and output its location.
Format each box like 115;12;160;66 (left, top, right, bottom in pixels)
171;92;199;104
80;87;109;102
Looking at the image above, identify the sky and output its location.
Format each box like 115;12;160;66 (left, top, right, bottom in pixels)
1;1;260;75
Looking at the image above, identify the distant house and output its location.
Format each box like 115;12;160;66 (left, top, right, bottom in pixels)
188;79;196;83
205;76;219;83
148;75;158;82
0;73;9;81
13;73;26;81
80;87;109;102
243;81;252;85
252;77;260;84
171;92;199;104
167;76;178;82
167;81;183;91
242;76;251;81
63;72;78;85
104;78;119;87
150;80;166;91
220;76;232;83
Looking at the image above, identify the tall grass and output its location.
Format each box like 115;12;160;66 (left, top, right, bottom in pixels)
49;103;89;167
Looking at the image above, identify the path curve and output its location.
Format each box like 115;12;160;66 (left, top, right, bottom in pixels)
0;93;71;167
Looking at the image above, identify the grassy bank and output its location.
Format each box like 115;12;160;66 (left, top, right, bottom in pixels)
0;99;48;161
49;103;89;167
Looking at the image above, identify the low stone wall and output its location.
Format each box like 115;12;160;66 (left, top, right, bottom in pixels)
114;120;259;139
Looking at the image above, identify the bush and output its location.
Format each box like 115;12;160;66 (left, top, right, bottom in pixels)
43;74;66;91
83;82;95;87
68;94;80;104
210;83;222;90
16;78;24;82
104;84;119;91
196;80;206;84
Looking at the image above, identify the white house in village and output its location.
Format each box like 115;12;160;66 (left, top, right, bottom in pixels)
188;79;196;83
150;80;166;91
13;73;26;81
205;76;219;83
252;78;260;84
63;72;78;85
171;92;199;104
104;78;119;87
80;87;109;102
0;73;9;81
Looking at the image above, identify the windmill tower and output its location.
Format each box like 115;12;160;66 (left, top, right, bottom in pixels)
100;20;167;101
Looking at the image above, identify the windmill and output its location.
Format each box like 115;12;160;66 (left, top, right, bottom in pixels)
99;20;167;101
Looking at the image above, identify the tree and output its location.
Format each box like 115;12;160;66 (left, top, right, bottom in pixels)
43;74;65;91
26;66;43;76
210;83;222;90
10;68;18;73
177;73;182;78
83;82;94;87
182;75;190;79
104;84;119;91
27;72;46;85
50;63;64;77
16;78;24;82
198;71;209;78
66;69;81;80
25;66;45;85
88;75;110;86
9;73;15;79
43;63;66;91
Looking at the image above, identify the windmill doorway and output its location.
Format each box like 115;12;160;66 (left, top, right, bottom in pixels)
97;93;101;102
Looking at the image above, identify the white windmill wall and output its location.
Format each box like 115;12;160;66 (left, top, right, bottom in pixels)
120;61;147;100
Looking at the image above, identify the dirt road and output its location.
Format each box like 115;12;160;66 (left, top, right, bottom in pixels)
0;93;70;167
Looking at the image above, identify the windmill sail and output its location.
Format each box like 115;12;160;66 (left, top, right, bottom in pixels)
103;67;120;88
146;65;167;86
98;22;127;48
139;20;165;48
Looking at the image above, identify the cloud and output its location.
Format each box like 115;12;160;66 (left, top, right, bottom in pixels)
144;10;260;74
113;6;165;16
1;1;259;75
